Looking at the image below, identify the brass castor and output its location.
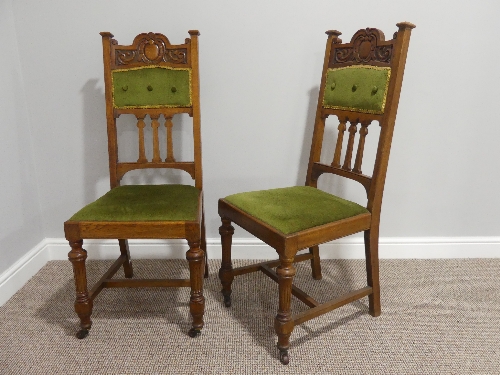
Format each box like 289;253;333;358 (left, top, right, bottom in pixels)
188;328;201;338
279;349;290;365
76;329;89;339
223;294;231;308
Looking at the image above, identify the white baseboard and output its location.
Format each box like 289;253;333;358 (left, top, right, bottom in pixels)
1;236;500;306
0;239;50;306
46;236;500;260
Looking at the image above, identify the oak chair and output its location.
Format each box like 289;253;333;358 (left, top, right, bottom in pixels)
64;30;206;339
218;22;415;364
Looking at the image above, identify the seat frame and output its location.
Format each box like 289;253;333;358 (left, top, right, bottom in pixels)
64;30;206;339
218;22;415;364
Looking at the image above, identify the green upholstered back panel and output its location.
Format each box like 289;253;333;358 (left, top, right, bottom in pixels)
112;66;191;108
323;65;391;114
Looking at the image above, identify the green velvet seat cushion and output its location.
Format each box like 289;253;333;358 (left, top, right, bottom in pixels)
112;66;191;108
70;185;200;222
224;186;368;235
323;65;391;114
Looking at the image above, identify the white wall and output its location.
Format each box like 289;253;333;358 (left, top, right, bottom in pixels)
2;0;499;271
0;0;44;274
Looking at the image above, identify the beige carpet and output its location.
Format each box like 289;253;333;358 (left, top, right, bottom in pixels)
1;258;499;374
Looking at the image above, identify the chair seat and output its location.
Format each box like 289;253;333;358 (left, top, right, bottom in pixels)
70;184;200;222
224;186;368;235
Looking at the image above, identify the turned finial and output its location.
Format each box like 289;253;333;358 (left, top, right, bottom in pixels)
326;30;342;37
326;30;342;43
99;31;114;38
396;22;416;29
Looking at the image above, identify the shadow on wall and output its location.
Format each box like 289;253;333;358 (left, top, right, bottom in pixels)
118;114;192;186
80;79;194;199
295;86;347;200
295;86;320;186
81;79;108;203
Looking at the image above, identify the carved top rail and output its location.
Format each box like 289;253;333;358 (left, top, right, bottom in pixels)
109;32;192;69
328;28;395;68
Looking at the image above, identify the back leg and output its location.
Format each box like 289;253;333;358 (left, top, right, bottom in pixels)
218;218;234;307
364;229;381;316
309;245;322;280
119;239;133;278
201;209;209;278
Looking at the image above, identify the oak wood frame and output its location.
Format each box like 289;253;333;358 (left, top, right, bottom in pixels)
218;22;415;364
64;30;206;339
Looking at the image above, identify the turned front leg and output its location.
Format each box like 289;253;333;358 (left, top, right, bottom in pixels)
274;257;296;365
186;240;205;337
218;218;234;307
68;240;93;339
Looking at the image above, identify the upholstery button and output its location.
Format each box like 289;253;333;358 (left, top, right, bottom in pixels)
171;87;177;93
372;86;378;95
330;82;336;90
147;85;153;91
122;86;128;91
352;84;358;92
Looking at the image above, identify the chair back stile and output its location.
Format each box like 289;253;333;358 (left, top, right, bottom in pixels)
306;23;415;219
100;31;202;190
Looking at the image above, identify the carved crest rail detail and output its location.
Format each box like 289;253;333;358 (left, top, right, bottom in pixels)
114;33;188;66
330;28;394;66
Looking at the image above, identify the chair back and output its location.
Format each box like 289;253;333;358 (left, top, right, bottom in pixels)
100;31;202;189
306;23;415;217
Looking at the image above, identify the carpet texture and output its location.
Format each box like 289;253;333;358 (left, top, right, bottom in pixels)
1;258;499;374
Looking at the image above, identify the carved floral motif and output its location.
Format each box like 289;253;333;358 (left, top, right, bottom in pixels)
115;33;187;66
331;28;393;65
